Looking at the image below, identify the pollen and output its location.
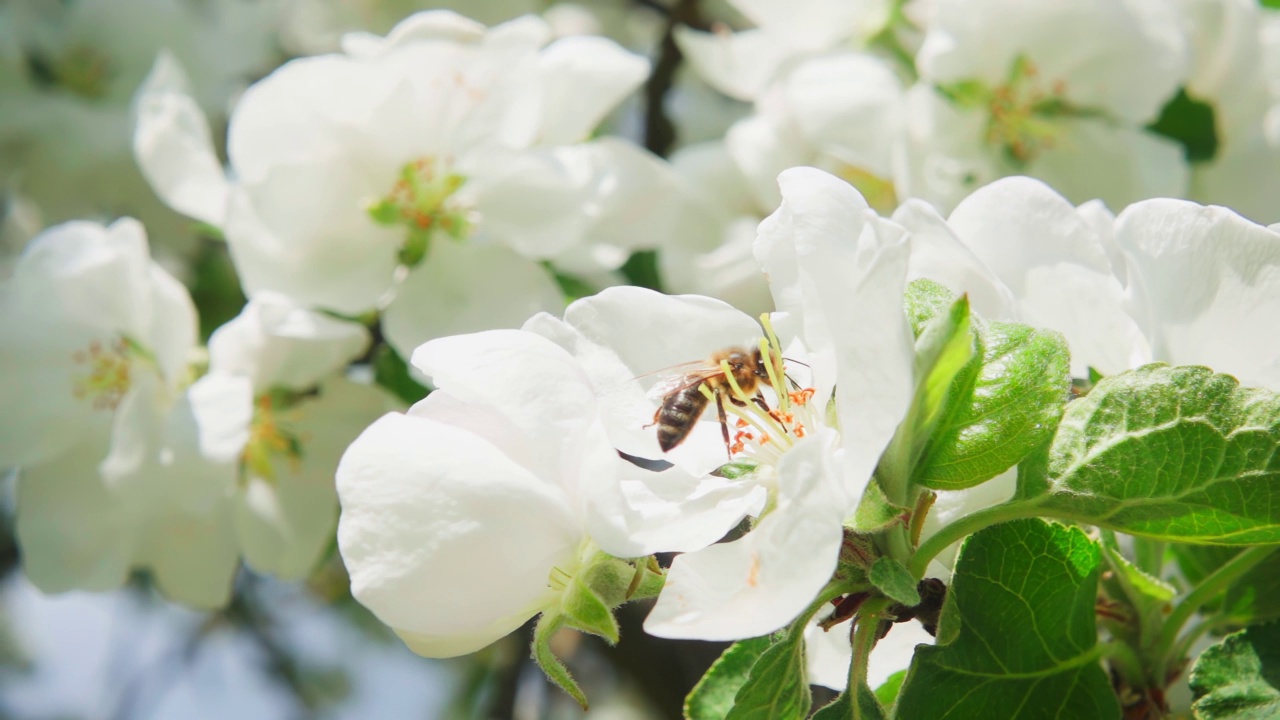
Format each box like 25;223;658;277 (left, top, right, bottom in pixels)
242;393;307;483
71;336;134;411
736;418;749;428
789;388;815;406
367;156;472;266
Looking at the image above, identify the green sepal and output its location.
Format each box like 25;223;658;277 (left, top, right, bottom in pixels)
852;480;907;533
531;612;588;710
1190;621;1280;719
562;573;619;645
684;636;773;720
365;198;401;226
810;683;887;720
717;460;761;480
869;558;920;607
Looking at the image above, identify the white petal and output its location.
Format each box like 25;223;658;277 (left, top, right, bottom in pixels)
468;148;595;259
336;413;580;648
132;53;230;227
585;455;769;557
207;292;371;392
643;433;848;640
381;241;563;358
726;114;813;212
237;379;394;580
947;176;1152;376
1028;120;1190;210
409;329;597;485
1116;199;1280;389
782;53;904;177
757;167;915;496
340;10;487;58
16;436;136;594
534;36;648;145
893;199;1017;320
673;27;790;101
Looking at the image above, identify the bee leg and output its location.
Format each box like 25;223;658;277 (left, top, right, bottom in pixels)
643;406;661;429
727;396;747;407
716;391;732;460
754;390;786;434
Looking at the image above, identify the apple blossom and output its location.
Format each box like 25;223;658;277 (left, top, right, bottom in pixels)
0;217;255;607
523;166;916;641
902;0;1191;211
135;11;703;358
206;293;395;581
336;329;764;658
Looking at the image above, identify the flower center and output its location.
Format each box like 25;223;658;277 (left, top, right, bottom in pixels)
367;157;473;267
241;392;307;483
939;56;1078;167
708;317;821;469
71;336;137;410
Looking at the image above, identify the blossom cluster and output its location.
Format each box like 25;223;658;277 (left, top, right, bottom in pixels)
1;1;1279;717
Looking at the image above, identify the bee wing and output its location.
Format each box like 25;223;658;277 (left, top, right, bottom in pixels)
644;364;725;401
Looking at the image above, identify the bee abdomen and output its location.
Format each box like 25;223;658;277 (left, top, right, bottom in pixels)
656;386;709;452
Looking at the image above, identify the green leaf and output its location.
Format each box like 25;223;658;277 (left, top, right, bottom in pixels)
1190;622;1280;719
685;636;773;720
1147;88;1219;163
531;612;588;709
870;558;920;607
895;519;1120;719
562;575;619;644
1033;364;1280;544
1175;545;1280;625
874;670;906;708
903;279;956;338
906;296;976;462
725;631;810;720
914;320;1070;490
371;343;429;405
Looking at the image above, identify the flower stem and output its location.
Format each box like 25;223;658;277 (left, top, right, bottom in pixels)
907;500;1043;578
1152;544;1277;680
849;596;892;718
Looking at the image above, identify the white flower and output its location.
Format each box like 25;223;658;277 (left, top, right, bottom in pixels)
336;329;761;657
524;167;916;640
902;0;1191;211
0;218;196;468
674;0;894;101
136;11;693;357
206;293;393;580
0;217;258;607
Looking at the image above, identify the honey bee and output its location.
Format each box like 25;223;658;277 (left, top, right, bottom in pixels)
647;347;775;455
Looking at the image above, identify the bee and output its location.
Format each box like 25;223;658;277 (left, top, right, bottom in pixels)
647;347;775;455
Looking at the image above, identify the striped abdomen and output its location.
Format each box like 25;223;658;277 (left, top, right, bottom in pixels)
656;384;710;452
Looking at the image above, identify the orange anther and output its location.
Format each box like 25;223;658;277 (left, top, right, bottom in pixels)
736;418;749;428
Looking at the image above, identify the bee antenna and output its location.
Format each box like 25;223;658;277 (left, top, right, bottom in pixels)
785;373;802;390
782;357;810;368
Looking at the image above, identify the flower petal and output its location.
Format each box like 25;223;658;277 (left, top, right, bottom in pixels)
132;52;230;227
643;432;848;640
1116;198;1280;389
383;241;563;358
336;412;580;648
534;36;648;145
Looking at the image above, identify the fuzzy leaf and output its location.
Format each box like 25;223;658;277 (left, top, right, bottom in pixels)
914;321;1070;490
1190;622;1280;719
894;519;1120;719
685;636;773;720
725;631;810;720
532;613;587;709
1034;365;1280;544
